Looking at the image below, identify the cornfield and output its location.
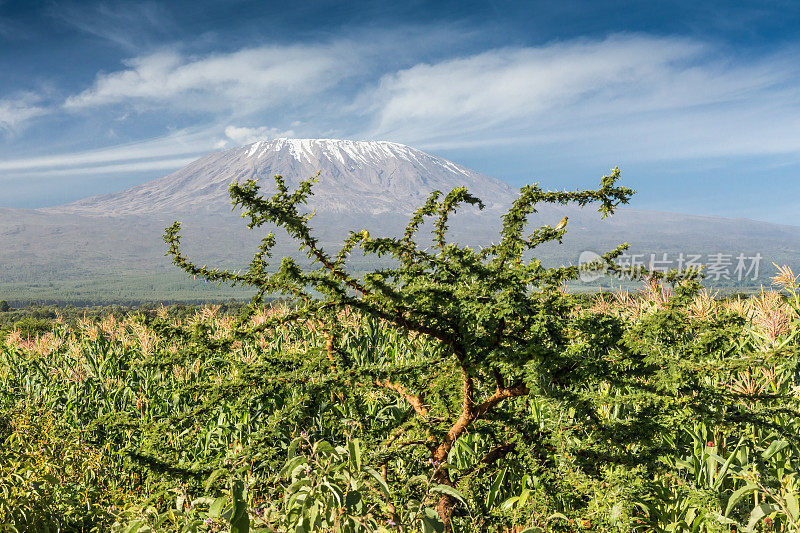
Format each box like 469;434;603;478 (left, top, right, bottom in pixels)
1;269;799;532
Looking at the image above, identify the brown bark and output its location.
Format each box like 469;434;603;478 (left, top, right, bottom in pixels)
431;370;530;532
432;376;529;463
325;333;335;363
474;381;530;419
433;376;476;463
436;490;456;533
374;379;429;417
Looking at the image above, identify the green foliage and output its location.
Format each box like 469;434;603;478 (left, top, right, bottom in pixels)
0;402;120;531
163;169;641;528
270;436;394;531
1;286;799;531
8;317;52;338
0;170;797;532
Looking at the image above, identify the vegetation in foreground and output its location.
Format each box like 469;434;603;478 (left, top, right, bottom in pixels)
2;280;799;532
1;171;799;532
0;302;249;340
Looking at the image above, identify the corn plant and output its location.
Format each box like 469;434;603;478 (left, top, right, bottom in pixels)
1;176;799;531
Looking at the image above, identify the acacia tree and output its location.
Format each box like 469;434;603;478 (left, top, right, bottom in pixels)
164;168;635;529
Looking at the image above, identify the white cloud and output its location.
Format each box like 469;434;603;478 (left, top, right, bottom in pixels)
222;125;296;146
0;94;47;133
0;127;216;171
64;43;360;112
8;32;800;190
0;157;196;180
362;35;800;159
51;1;172;51
0;122;295;180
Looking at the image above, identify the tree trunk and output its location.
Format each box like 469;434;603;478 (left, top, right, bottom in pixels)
431;375;474;531
435;492;456;533
429;368;529;530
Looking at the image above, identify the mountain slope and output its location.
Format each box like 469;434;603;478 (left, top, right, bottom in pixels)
51;139;515;216
2;138;800;303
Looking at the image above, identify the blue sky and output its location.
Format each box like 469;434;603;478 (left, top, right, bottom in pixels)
2;0;800;224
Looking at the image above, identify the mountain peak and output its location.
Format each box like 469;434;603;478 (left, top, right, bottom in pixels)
50;138;514;217
236;138;472;176
245;137;411;153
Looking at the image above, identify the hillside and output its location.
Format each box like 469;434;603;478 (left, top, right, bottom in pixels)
50;138;515;216
1;139;799;302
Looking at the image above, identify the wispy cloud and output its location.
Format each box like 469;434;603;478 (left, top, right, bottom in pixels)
0;127;216;172
217;125;296;148
0;157;196;180
6;33;800;189
0;93;47;134
50;1;174;50
0;122;299;178
64;42;363;113
361;34;800;159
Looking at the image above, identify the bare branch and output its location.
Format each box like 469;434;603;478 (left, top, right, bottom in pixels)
375;379;429;418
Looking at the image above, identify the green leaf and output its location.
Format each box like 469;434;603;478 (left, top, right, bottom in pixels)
321;481;344;507
501;496;519;511
518;487;530;508
286;478;312;495
430;484;468;508
711;512;739;526
287;437;303;459
762;439;789;461
345;490;364;514
486;468;506;509
725;484;758;517
122;522;148;533
746;503;782;532
713;437;746;490
348;438;362;472
786;491;799;521
314;440;335;455
420;508;445;533
363;466;390;498
208;496;227;518
308;502;319;531
230;479;250;533
204;468;227;492
280;456;307;479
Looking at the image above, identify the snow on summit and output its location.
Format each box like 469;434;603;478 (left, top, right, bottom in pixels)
51;138;515;216
241;138;472;177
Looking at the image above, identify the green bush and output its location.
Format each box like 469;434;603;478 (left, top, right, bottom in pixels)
0;171;797;531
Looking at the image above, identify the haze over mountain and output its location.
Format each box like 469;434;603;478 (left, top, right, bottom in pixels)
2;138;799;303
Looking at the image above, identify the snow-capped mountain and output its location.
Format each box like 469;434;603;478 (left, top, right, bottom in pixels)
53;138;516;216
4;137;800;302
